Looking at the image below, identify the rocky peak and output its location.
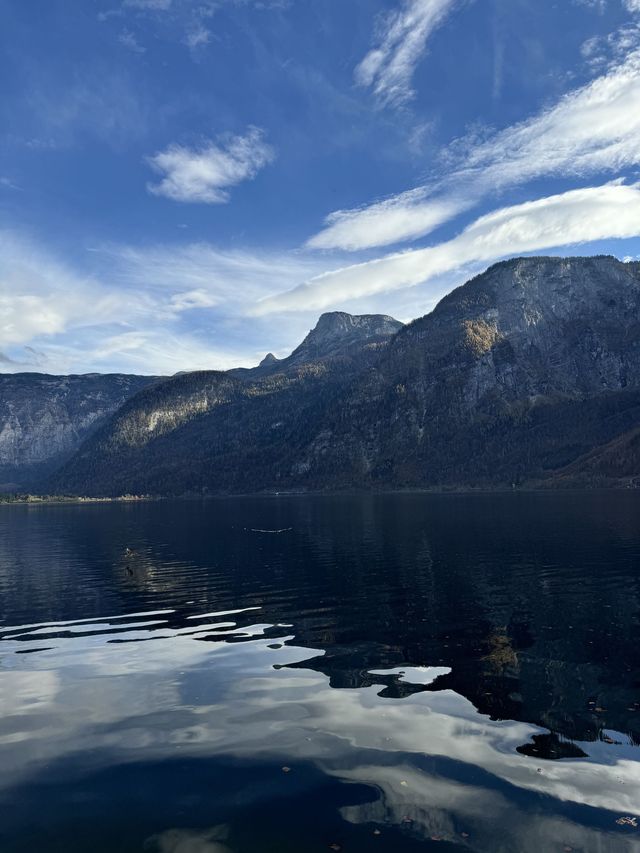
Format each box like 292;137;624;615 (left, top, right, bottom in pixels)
287;311;403;366
389;254;640;410
44;255;640;496
258;352;280;368
407;255;640;335
312;311;401;339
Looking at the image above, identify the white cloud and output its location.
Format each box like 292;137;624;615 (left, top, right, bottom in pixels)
307;188;469;252
0;177;21;191
356;0;461;108
459;49;640;184
118;29;146;53
168;289;219;312
0;232;331;374
257;181;640;313
70;330;243;375
625;0;640;12
0;232;137;348
107;242;327;302
5;182;639;374
582;21;640;70
574;0;608;11
124;0;172;9
314;47;640;251
183;23;210;50
146;127;275;203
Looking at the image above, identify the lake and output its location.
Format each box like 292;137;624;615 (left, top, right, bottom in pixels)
1;493;639;852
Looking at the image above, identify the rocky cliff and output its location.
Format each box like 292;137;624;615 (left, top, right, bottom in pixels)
0;373;159;489
48;256;640;495
316;254;640;488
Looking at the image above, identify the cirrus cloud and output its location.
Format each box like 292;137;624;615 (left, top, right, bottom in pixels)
313;46;640;251
356;0;464;108
259;180;640;314
0;230;331;374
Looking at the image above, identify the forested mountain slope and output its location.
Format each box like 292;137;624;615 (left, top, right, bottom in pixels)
49;257;640;495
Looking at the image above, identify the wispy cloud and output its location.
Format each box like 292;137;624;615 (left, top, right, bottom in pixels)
3;177;640;374
0;232;157;352
574;0;608;12
307;189;469;252
581;23;640;71
21;70;149;150
146;127;275;203
313;46;640;250
0;231;330;374
107;241;327;300
183;22;210;50
123;0;172;9
0;177;21;191
118;28;146;52
260;181;640;313
355;0;462;108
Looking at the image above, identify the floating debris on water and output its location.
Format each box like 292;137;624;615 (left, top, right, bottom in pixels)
247;527;293;534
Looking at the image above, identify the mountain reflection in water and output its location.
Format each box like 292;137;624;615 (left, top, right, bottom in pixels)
0;493;639;853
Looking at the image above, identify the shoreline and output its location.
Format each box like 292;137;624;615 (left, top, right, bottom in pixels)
1;483;639;506
0;494;160;506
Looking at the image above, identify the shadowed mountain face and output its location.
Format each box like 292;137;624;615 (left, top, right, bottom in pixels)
47;256;640;495
50;311;404;495
0;373;160;490
318;254;640;489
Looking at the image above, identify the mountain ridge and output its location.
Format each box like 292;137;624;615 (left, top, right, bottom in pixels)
6;254;640;495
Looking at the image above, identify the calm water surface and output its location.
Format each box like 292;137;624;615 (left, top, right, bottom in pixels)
1;493;639;852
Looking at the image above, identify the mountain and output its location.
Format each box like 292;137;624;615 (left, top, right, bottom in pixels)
229;311;403;378
547;426;640;487
0;373;160;490
282;311;402;369
318;255;640;489
50;311;404;495
49;256;640;495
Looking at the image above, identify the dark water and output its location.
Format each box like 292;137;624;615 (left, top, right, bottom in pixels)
1;493;640;853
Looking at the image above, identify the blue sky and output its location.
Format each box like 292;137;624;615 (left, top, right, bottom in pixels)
2;0;640;374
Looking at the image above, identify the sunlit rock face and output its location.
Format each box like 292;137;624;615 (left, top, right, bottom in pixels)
0;373;159;489
49;256;640;495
